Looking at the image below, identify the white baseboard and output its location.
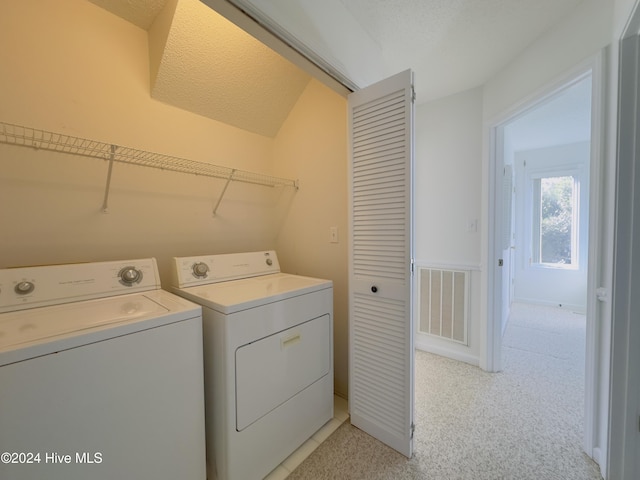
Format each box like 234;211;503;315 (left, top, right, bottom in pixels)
415;341;479;367
512;297;586;314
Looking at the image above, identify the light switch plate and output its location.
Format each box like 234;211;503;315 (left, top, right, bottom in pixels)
329;226;339;243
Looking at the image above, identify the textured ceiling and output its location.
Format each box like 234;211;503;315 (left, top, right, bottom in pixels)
89;0;169;29
89;0;587;133
89;0;311;137
151;0;310;137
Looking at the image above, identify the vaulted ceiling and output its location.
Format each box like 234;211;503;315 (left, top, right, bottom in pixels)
88;0;587;137
225;0;585;103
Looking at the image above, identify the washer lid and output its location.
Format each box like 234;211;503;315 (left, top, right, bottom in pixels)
0;290;201;366
175;273;332;314
0;294;168;350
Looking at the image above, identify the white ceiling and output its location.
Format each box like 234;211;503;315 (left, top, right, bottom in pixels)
505;74;592;153
226;0;586;103
88;0;588;135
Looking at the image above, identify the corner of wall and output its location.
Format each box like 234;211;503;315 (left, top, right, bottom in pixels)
272;78;349;397
148;0;180;92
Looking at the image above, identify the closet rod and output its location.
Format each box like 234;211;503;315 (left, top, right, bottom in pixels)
0;121;299;190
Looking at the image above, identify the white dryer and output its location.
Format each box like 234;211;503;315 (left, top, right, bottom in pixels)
170;251;333;480
0;259;206;480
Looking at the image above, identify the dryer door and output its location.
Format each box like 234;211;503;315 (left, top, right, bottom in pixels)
235;314;331;431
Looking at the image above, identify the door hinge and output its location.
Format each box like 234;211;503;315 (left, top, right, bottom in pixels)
410;258;415;274
411;85;416;103
498;259;504;267
410;422;415;438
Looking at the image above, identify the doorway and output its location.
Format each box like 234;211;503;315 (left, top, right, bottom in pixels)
488;56;605;468
499;73;592;323
499;70;593;458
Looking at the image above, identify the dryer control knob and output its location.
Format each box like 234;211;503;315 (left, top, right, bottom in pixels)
192;262;209;278
15;281;35;295
266;258;273;266
119;267;143;286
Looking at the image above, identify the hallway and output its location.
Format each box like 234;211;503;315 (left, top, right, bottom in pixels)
288;303;602;479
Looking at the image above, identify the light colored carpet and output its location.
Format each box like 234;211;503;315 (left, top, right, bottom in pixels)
287;303;602;480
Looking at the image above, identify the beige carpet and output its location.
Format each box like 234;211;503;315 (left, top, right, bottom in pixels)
287;303;602;480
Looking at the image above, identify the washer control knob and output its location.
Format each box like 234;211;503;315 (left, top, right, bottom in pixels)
266;258;273;266
119;267;143;286
371;286;378;293
192;262;209;278
15;281;35;295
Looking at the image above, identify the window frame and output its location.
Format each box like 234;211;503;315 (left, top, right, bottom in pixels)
525;165;582;271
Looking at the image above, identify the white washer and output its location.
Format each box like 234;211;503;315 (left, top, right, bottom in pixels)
170;251;333;480
0;258;206;480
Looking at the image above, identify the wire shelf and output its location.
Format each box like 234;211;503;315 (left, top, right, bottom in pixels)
0;121;298;215
0;121;297;187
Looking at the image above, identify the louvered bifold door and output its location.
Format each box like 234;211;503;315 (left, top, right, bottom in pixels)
348;69;414;458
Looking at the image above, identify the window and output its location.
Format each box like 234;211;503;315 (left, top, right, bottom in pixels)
532;175;578;268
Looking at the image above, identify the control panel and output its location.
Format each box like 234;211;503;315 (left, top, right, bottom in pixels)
0;258;161;314
172;251;281;288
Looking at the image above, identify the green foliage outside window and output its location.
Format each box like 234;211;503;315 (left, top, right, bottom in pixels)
539;176;574;265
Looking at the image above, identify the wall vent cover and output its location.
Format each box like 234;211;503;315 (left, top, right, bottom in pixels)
418;267;469;345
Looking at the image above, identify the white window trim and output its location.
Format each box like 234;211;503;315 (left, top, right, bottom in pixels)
525;164;584;271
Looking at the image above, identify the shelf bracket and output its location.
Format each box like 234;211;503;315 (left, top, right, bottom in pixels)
212;169;236;217
101;145;116;213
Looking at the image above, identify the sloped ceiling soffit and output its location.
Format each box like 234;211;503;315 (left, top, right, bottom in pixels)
89;0;312;138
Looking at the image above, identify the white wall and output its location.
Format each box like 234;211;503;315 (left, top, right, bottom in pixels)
614;0;639;37
415;88;483;266
414;87;482;364
273;80;348;398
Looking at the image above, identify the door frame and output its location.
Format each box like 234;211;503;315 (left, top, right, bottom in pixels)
485;50;607;465
608;3;640;477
